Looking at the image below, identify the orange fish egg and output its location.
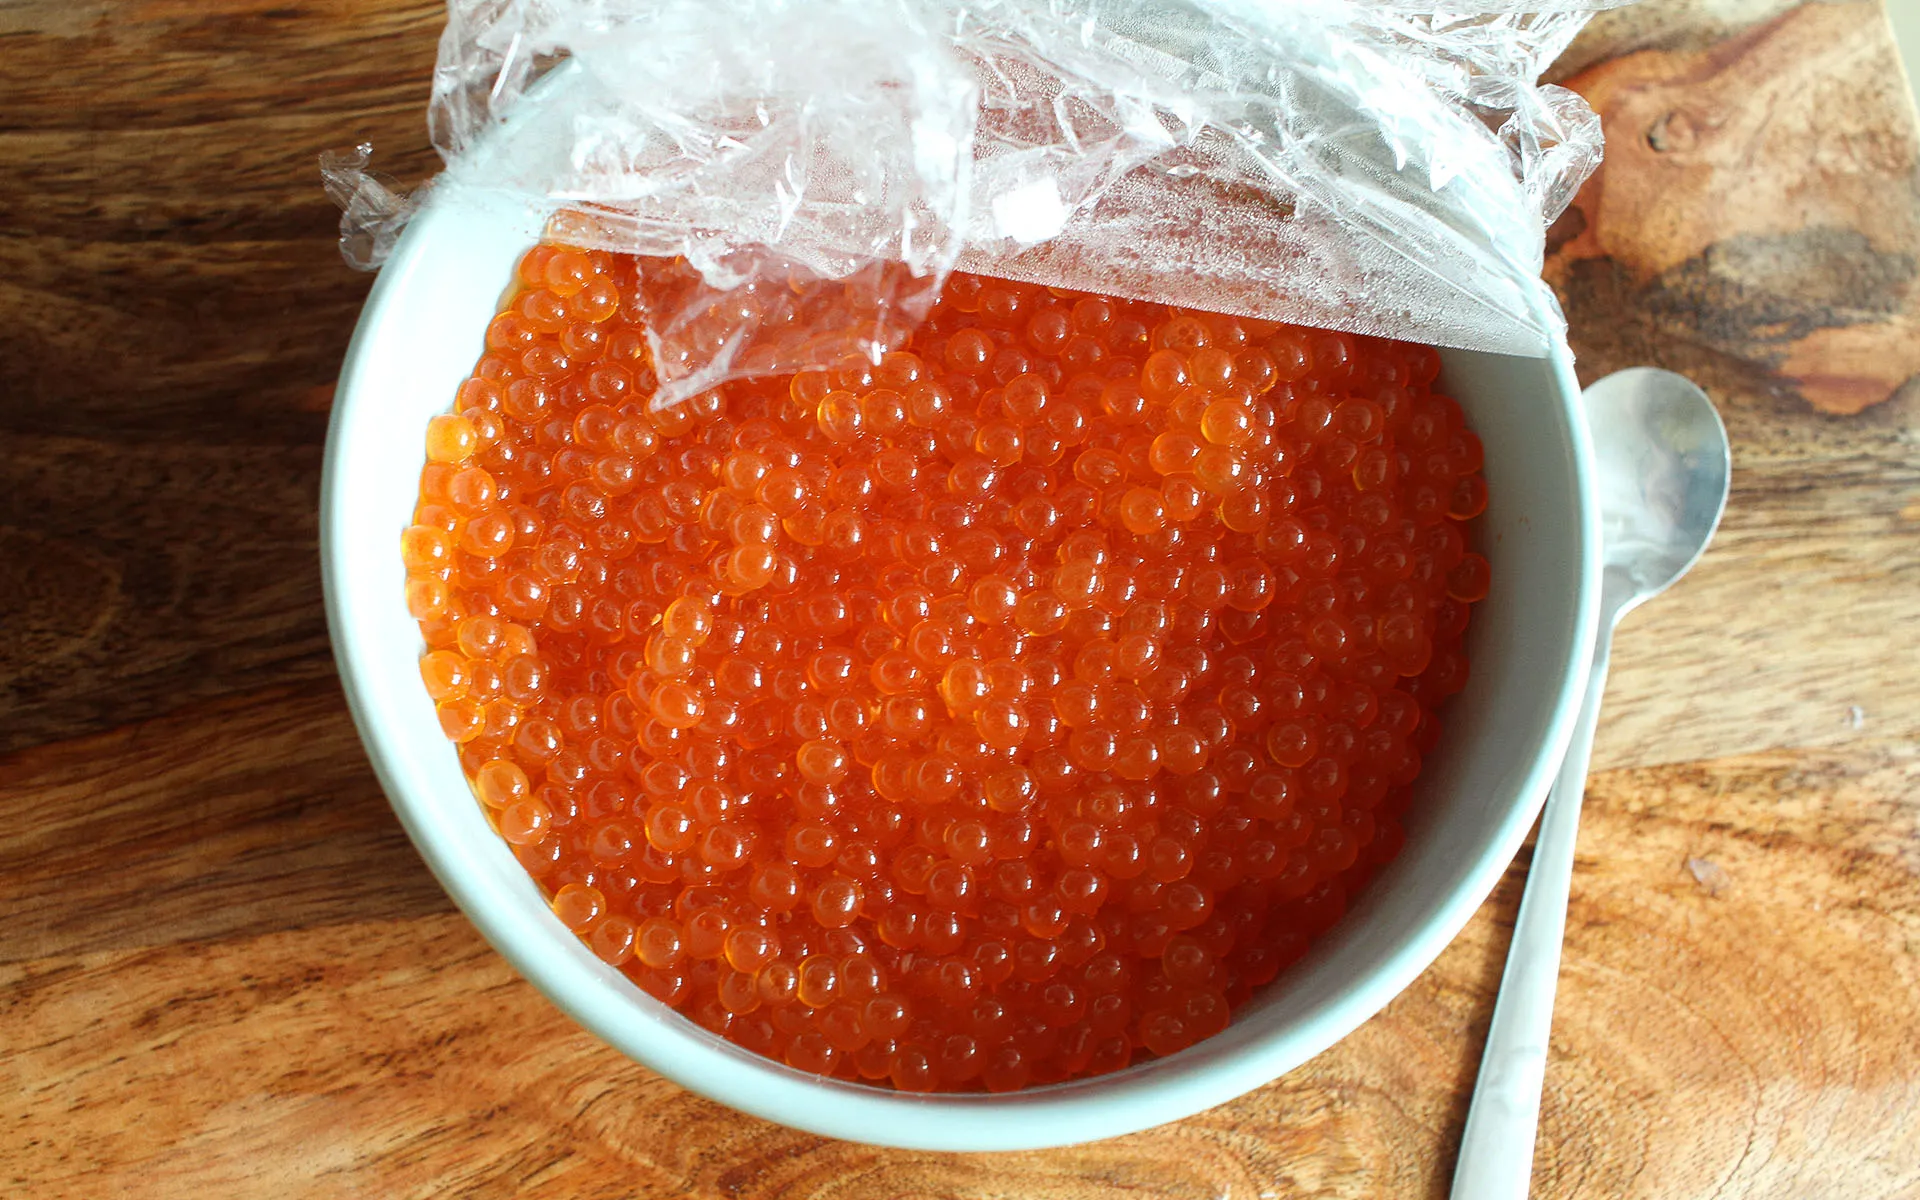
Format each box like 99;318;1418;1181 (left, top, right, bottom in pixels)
404;238;1484;1092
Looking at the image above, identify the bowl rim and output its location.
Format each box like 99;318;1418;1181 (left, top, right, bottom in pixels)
321;186;1601;1151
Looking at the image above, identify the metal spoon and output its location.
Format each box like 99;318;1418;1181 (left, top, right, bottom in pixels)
1450;368;1731;1199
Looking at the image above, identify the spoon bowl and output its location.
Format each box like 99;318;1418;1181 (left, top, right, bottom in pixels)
1586;366;1732;616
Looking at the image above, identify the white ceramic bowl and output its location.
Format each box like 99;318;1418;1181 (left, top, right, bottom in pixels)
322;181;1600;1152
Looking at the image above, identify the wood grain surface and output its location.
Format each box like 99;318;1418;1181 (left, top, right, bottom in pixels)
3;1;1917;1197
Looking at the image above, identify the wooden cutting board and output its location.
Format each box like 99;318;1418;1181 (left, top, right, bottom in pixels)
3;2;1916;1196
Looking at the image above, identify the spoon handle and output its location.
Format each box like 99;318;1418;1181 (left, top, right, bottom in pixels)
1449;631;1613;1200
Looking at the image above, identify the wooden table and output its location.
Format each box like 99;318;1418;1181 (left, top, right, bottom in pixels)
4;2;1917;1195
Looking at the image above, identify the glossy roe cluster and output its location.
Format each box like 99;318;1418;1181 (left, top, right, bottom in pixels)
403;236;1490;1093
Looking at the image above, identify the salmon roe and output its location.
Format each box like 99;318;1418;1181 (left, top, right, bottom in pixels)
404;235;1487;1092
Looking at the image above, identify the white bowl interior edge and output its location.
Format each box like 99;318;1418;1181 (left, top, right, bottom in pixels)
321;181;1599;1152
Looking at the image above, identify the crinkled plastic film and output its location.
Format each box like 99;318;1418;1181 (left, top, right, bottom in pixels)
328;0;1624;403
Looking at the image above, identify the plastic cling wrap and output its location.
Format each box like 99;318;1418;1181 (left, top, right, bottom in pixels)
328;0;1619;400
